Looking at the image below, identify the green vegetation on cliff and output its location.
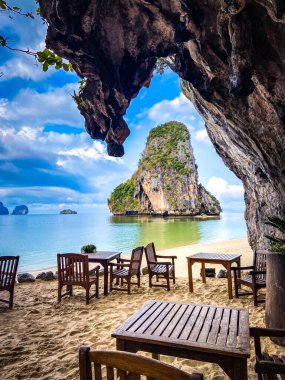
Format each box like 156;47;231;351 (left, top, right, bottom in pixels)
108;121;221;216
108;178;139;213
139;121;190;175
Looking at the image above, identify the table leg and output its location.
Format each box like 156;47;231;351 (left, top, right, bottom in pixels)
103;263;108;296
115;256;120;285
221;358;248;380
201;262;206;283
227;262;233;299
116;338;125;351
237;258;241;288
188;259;193;292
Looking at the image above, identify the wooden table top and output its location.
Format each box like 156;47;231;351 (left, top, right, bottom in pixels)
82;251;121;261
112;300;250;358
187;252;241;262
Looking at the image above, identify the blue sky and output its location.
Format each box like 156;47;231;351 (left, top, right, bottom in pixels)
0;1;245;214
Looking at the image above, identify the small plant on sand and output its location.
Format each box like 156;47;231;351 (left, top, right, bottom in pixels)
81;244;96;253
264;216;285;252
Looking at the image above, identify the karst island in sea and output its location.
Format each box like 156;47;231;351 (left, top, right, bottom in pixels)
108;121;221;216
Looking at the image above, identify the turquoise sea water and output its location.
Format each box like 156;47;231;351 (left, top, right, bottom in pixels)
0;211;247;272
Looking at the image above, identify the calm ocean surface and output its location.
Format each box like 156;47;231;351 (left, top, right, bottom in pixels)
0;211;247;272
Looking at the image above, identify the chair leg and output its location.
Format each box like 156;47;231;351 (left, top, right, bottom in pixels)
173;267;176;284
96;276;99;298
58;285;62;303
86;287;90;305
9;289;14;309
253;287;258;306
149;274;152;288
233;272;239;298
127;279;131;294
137;274;140;287
166;274;170;291
110;270;113;292
69;285;73;296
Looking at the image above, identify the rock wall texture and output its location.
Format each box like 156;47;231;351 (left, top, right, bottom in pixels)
0;201;9;215
39;0;285;249
108;122;221;216
11;205;29;215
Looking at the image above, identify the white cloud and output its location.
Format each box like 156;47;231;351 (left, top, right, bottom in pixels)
0;83;82;128
0;125;119;165
195;129;211;144
206;177;244;199
58;141;119;163
146;93;196;129
0;58;55;81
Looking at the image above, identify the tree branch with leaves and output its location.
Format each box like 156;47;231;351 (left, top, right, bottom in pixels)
0;0;74;74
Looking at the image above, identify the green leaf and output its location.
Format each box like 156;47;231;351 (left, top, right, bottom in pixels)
62;63;69;72
42;62;49;72
13;6;20;10
0;0;6;10
265;216;285;234
0;36;7;46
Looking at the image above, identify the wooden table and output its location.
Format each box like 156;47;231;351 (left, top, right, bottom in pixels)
85;251;121;295
112;300;250;380
187;253;241;299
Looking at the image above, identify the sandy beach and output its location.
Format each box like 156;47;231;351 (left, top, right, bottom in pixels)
1;237;284;380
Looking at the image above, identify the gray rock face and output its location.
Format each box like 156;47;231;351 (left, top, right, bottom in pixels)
39;0;285;249
108;122;221;216
36;271;56;281
0;202;9;215
142;267;148;275
217;270;227;279
17;273;35;283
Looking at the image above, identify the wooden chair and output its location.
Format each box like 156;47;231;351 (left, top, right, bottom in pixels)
79;346;203;380
250;327;285;379
145;242;177;291
109;246;143;294
0;256;19;309
232;250;267;306
57;253;100;305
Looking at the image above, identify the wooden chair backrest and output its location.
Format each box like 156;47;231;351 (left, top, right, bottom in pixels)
79;347;203;380
0;256;19;290
129;246;144;275
145;242;157;269
254;250;267;281
57;253;89;286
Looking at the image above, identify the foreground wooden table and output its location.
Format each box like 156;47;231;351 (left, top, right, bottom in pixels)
187;253;241;299
85;251;121;295
112;300;250;380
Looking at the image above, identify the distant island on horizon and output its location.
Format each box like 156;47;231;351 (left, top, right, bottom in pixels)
108;121;221;217
0;202;29;215
60;209;77;214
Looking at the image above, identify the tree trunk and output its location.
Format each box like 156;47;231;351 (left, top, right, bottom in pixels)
265;252;285;346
